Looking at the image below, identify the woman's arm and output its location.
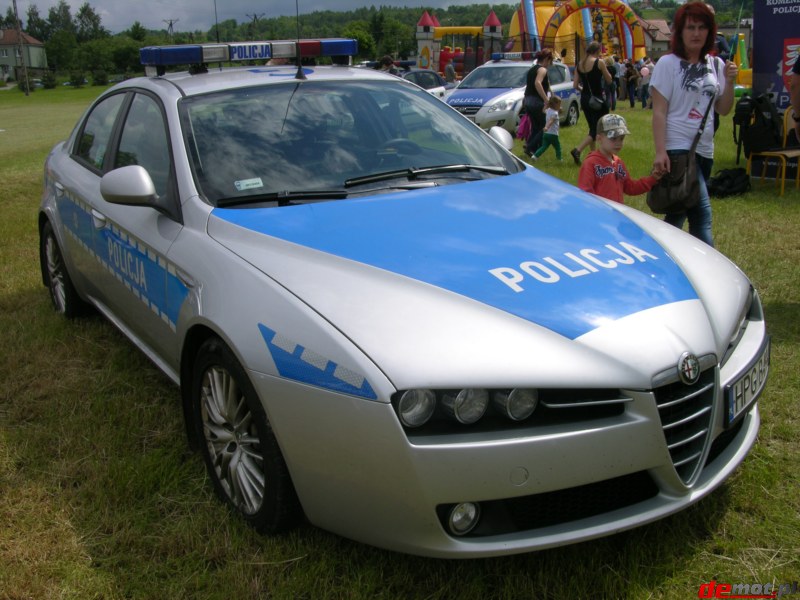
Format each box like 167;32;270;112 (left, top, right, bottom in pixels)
715;58;738;116
535;69;549;102
599;60;612;84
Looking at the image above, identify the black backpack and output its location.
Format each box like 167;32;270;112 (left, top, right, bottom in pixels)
740;94;782;159
707;168;751;198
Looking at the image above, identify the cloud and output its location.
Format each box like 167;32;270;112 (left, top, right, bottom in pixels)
17;0;478;35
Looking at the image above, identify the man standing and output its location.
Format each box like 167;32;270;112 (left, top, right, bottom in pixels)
445;59;456;84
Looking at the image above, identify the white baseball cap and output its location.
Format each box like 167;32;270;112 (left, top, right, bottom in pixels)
598;114;630;139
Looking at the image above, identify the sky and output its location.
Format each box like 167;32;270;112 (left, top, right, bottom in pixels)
14;0;479;35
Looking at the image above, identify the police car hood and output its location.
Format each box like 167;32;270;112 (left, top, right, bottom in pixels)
446;86;519;108
208;169;751;388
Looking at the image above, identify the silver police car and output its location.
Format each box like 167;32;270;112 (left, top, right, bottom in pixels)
39;38;769;558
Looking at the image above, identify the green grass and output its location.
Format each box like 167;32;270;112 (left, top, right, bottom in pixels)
1;85;798;600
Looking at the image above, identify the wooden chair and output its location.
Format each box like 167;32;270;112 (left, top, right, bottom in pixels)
746;110;800;196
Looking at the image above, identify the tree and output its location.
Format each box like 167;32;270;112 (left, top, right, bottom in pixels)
126;21;147;42
25;5;49;42
45;28;78;71
378;18;412;59
341;21;375;60
109;35;143;73
2;6;17;28
75;37;112;72
75;2;107;42
47;0;76;35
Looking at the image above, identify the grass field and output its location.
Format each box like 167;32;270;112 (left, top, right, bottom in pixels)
0;84;798;600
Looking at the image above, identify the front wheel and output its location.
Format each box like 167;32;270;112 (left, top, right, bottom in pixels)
192;337;300;533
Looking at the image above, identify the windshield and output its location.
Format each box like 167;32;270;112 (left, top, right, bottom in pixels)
457;64;531;90
180;79;523;206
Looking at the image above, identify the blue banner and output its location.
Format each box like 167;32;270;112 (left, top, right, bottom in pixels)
753;0;800;110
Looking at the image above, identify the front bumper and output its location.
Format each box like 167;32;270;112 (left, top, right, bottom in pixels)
252;324;764;558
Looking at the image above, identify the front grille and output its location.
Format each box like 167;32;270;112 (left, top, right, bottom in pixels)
654;368;716;484
454;106;480;117
439;471;658;537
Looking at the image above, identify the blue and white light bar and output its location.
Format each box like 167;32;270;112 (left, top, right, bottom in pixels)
490;51;535;61
140;38;358;67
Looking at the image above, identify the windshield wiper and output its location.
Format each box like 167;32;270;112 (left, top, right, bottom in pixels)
344;164;508;188
216;189;349;207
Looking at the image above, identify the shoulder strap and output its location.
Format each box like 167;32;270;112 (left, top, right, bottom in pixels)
689;56;719;150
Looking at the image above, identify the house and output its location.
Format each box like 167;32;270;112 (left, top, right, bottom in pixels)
638;18;671;60
0;29;47;82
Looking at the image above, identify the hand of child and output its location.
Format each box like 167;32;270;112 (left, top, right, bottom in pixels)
651;166;665;180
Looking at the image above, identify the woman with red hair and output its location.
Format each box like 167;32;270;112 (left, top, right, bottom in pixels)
649;1;737;247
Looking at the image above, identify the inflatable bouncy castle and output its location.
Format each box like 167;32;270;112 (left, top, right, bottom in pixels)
510;0;646;61
416;0;646;74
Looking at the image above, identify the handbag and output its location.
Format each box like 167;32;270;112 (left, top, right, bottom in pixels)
588;94;605;112
647;91;716;214
516;113;531;140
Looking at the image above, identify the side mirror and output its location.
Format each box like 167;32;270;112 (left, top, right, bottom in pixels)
488;126;514;150
101;165;157;206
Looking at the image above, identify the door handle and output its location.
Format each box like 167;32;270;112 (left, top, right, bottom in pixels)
91;209;107;229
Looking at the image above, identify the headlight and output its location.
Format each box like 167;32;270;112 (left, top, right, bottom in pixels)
493;388;538;421
441;388;489;424
396;389;436;428
486;99;514;113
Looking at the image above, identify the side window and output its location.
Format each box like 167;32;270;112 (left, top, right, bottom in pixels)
548;65;565;85
420;72;437;90
74;93;126;170
115;93;173;201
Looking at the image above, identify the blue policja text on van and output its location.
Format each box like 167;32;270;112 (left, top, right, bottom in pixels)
489;242;658;292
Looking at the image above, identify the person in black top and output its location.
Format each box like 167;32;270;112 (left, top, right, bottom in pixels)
570;41;613;165
523;48;555;156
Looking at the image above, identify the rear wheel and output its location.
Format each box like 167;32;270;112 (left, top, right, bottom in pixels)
40;220;89;318
192;337;300;533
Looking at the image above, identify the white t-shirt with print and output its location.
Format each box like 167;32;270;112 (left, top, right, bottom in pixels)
544;108;560;135
649;53;725;158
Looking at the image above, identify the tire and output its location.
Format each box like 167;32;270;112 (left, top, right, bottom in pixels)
564;102;580;127
192;337;301;533
40;220;89;318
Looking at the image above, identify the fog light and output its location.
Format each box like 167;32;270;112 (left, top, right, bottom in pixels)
442;388;489;424
493;388;538;421
448;502;480;536
397;389;436;428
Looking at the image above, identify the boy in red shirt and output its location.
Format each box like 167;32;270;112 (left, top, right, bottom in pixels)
577;114;662;203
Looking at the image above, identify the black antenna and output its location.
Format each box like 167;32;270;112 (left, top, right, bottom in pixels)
294;0;306;80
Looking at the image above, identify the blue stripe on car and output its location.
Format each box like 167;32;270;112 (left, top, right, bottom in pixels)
214;170;698;339
258;324;378;400
58;193;189;329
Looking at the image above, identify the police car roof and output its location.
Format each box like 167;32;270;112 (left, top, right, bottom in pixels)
113;64;403;98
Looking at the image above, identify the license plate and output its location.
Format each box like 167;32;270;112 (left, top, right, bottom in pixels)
725;337;770;427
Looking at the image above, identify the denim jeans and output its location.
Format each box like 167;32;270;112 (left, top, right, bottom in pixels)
664;151;714;247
